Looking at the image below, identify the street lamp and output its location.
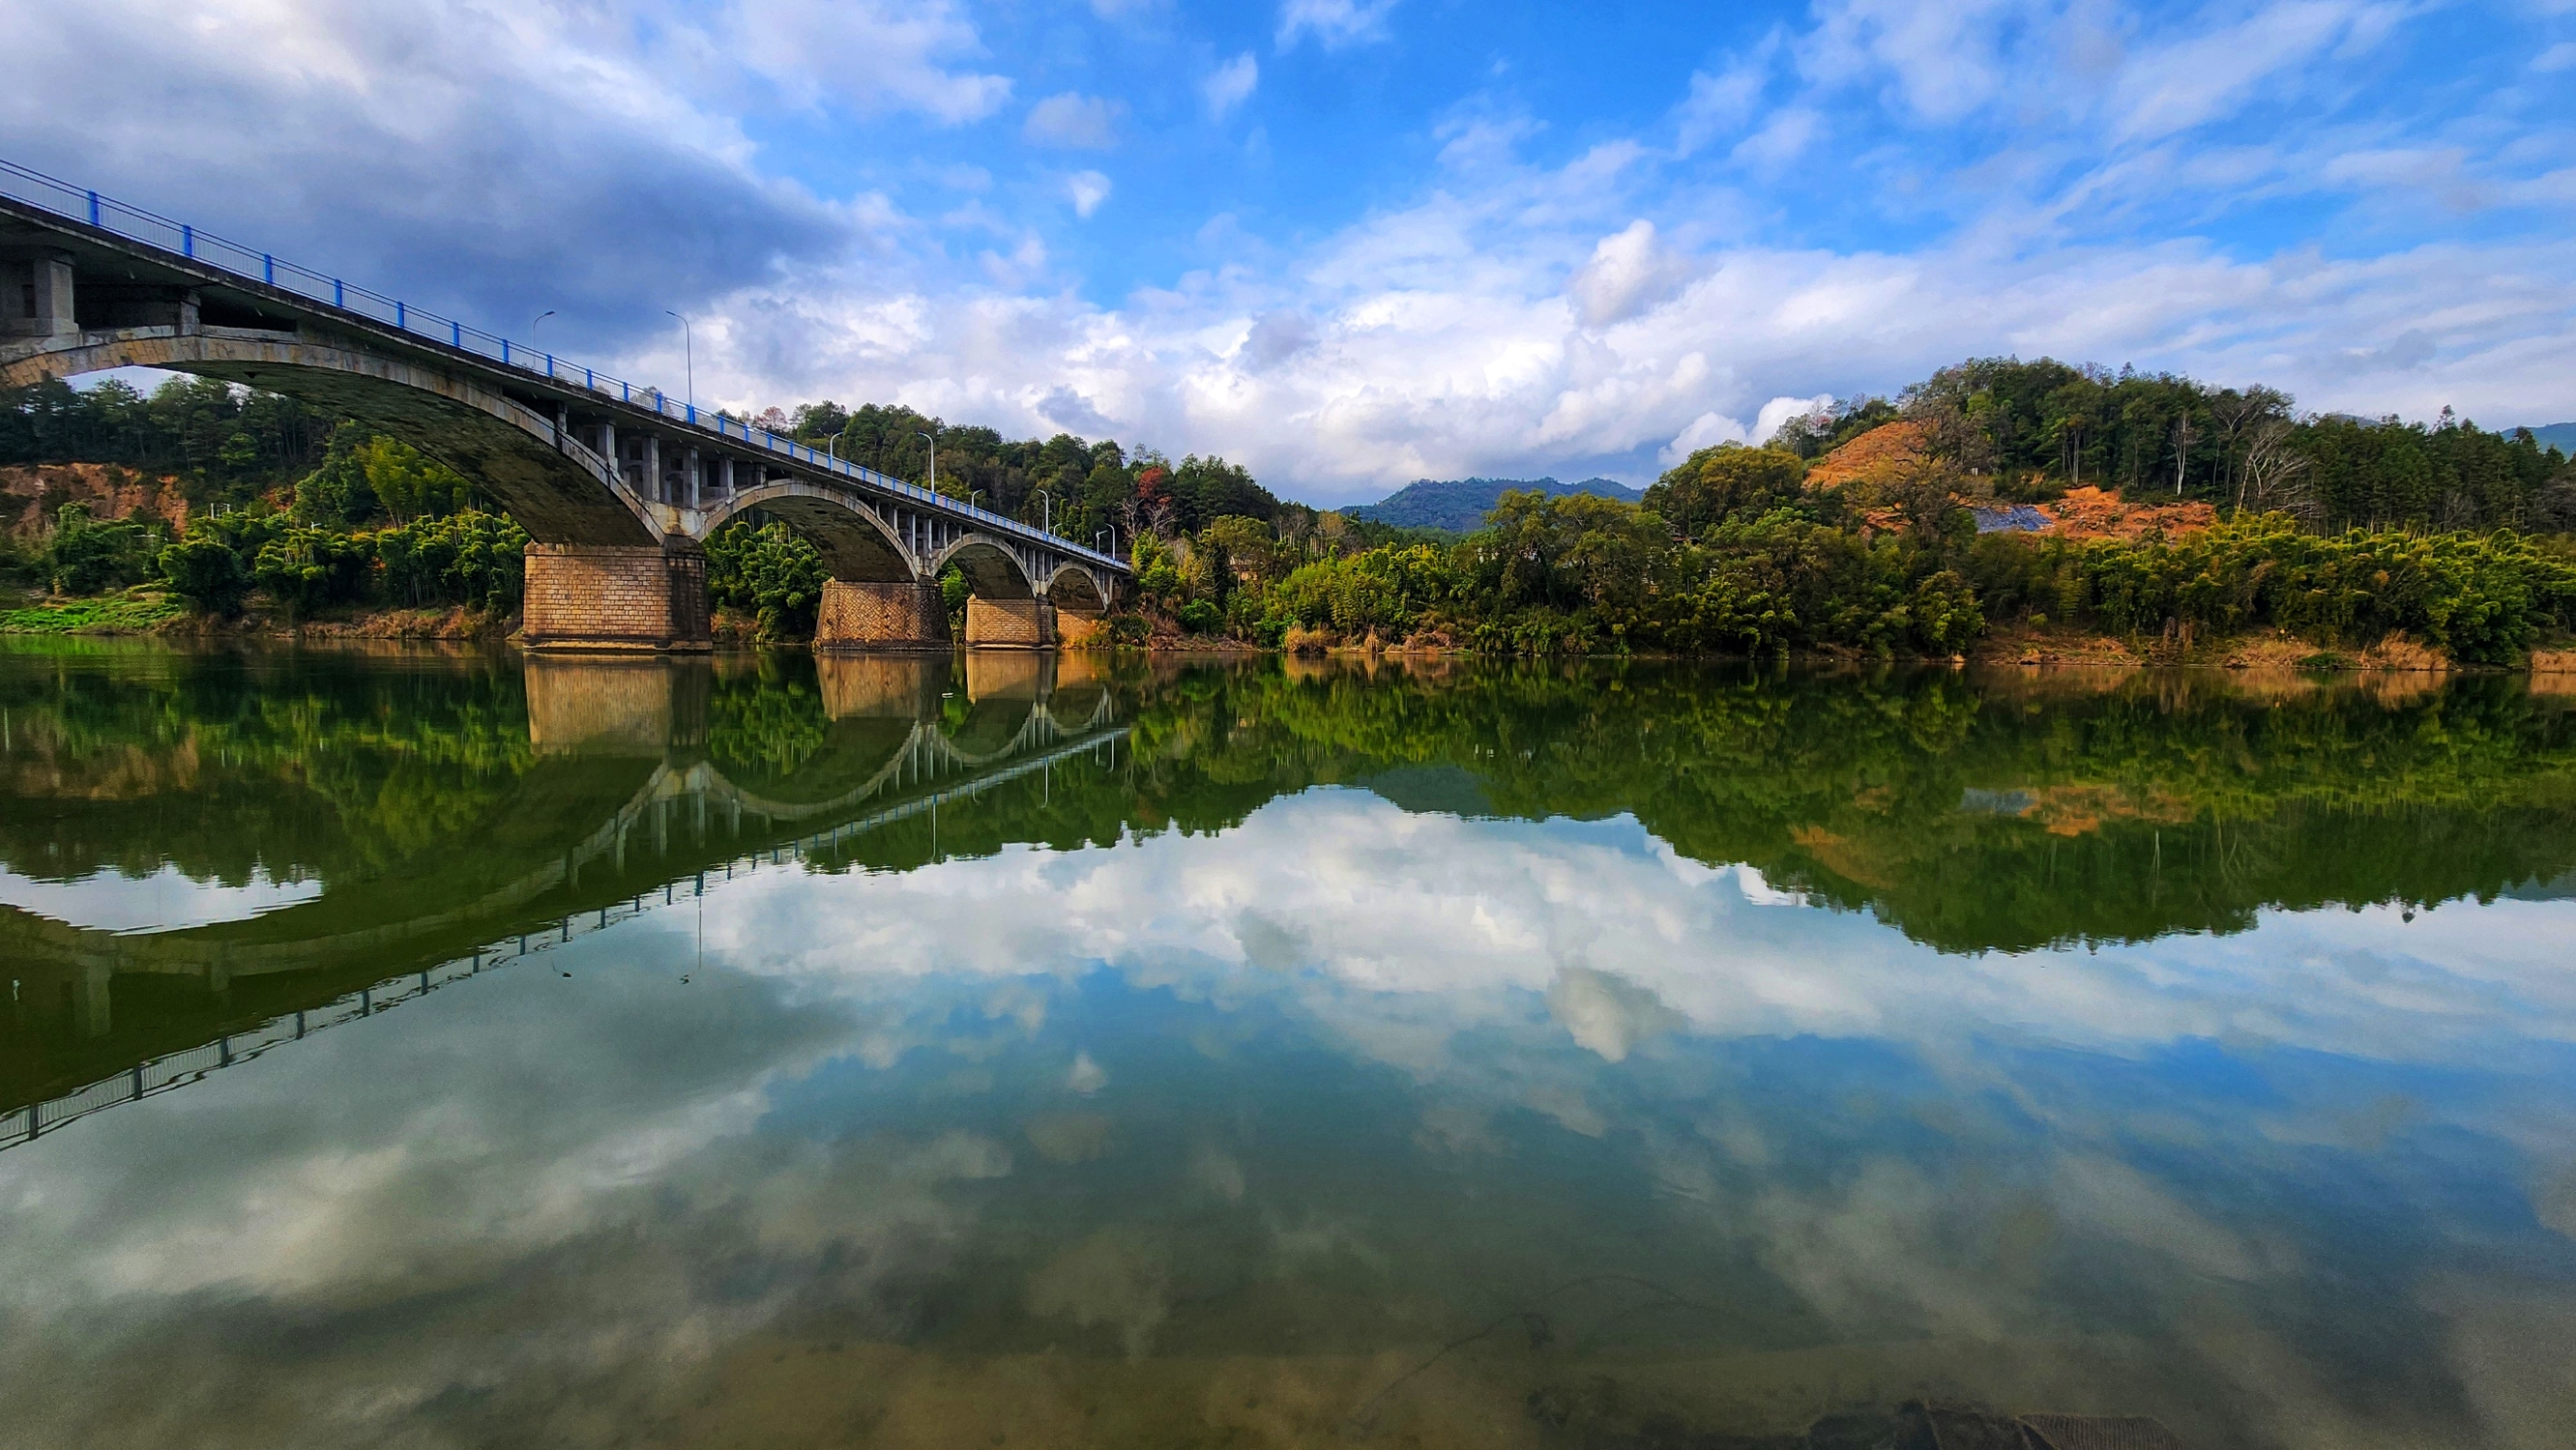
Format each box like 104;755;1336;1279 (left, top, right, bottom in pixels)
663;310;693;413
918;426;940;496
1035;489;1053;536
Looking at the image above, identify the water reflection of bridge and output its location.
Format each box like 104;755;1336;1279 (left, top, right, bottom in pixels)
1;652;1129;1150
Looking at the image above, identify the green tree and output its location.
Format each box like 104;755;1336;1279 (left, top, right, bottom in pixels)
1643;445;1808;537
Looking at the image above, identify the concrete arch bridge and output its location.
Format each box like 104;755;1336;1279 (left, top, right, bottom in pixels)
0;163;1126;651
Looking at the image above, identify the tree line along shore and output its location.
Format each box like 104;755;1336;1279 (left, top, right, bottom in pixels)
5;358;2574;668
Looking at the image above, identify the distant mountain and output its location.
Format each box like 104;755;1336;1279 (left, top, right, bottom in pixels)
1345;476;1646;533
2523;422;2576;452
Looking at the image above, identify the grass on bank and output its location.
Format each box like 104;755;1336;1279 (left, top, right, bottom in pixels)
0;587;186;634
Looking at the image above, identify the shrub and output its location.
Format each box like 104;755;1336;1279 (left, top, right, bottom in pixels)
252;527;373;615
157;536;250;615
45;504;161;595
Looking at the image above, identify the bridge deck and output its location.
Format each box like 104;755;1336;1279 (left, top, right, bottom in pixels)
0;158;1127;577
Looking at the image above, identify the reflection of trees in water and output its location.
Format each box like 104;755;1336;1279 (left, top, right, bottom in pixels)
1120;661;2576;953
6;647;2573;955
0;645;536;889
704;655;830;788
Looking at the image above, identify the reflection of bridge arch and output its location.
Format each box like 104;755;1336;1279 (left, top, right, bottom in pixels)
0;668;1126;1024
0;711;1128;1152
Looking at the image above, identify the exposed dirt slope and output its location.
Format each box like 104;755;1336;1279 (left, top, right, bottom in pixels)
1;463;191;538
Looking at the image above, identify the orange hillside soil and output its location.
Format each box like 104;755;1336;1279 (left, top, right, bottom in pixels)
1805;421;1928;488
2;463;191;538
2038;485;2212;541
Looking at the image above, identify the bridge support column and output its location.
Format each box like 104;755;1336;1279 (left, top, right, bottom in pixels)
815;580;951;652
522;540;712;652
965;597;1056;649
3;253;77;339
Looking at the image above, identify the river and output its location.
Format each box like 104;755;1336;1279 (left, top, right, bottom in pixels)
2;643;2572;1449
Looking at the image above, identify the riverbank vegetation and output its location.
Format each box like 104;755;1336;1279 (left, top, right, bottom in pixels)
9;359;2576;662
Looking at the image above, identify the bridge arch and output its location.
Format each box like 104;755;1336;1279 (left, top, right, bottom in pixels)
928;534;1037;599
701;481;912;583
1043;563;1112;614
0;330;659;546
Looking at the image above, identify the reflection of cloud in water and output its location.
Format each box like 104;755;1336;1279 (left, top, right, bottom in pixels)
4;788;2575;1445
714;790;2576;1075
0;861;323;932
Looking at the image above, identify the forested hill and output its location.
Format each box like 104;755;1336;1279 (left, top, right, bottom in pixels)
2529;422;2576;453
1346;476;1644;533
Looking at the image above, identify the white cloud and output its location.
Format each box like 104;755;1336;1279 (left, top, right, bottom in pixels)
2112;1;2390;142
734;0;1012;124
1276;0;1398;50
1730;105;1822;171
1567;219;1696;328
1755;393;1836;445
678;138;2576;501
1201;52;1259;120
1676;44;1776;157
1803;0;2031;123
1660;411;1749;465
1067;170;1113;218
2533;41;2576;72
9;0;2570;506
1024;92;1125;149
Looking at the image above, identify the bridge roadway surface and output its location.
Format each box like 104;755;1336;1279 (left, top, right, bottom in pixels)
0;160;1127;651
0;654;1130;1149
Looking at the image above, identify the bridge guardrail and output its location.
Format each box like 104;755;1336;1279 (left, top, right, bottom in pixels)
0;158;1122;572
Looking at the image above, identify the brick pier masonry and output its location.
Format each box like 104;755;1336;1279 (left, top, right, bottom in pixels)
965;597;1058;649
523;542;712;652
815;581;952;652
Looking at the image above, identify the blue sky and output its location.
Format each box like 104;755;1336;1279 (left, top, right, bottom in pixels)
11;0;2575;504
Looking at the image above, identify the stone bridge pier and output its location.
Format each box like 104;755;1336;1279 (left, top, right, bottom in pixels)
817;581;951;652
522;542;713;653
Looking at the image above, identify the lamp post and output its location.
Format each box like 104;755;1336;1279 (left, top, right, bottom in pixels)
1035;489;1053;536
918;426;940;497
663;310;692;413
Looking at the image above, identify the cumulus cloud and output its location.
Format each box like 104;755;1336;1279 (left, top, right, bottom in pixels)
0;0;861;352
734;0;1012;124
1201;52;1259;120
1659;411;1749;465
1675;44;1776;156
1567;219;1697;328
10;0;2569;508
1276;0;1398;50
1066;169;1113;218
1024;92;1125;149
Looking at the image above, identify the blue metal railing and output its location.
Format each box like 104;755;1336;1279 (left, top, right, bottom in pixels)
0;157;1123;572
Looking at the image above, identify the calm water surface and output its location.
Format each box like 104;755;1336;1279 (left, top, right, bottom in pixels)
3;644;2573;1449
